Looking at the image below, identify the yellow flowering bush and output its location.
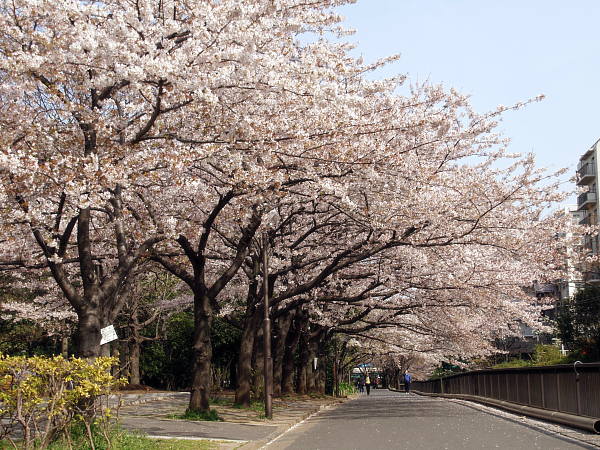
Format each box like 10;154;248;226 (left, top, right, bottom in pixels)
0;355;124;449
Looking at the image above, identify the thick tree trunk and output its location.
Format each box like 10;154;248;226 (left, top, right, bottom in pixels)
251;329;262;398
75;308;102;358
129;339;141;385
60;336;69;357
235;308;261;406
272;313;292;397
188;293;213;413
100;342;111;357
281;310;301;394
316;363;326;394
306;341;318;393
317;338;328;394
296;315;310;395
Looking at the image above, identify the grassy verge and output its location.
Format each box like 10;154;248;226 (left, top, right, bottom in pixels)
1;426;224;450
232;399;266;418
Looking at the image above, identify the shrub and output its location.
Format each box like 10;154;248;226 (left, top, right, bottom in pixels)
532;344;564;365
0;355;123;449
338;381;356;396
171;409;222;422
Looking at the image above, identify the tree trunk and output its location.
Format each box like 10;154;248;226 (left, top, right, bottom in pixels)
317;338;328;394
296;316;310;395
306;340;318;393
272;313;292;397
74;308;102;358
129;339;142;385
281;310;301;394
188;293;213;413
316;363;326;394
60;336;69;357
235;307;261;406
252;328;262;399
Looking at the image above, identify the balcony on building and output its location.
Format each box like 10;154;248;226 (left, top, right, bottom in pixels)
580;141;598;161
533;282;557;296
583;234;594;250
579;211;590;225
577;190;597;210
576;162;596;185
584;271;600;284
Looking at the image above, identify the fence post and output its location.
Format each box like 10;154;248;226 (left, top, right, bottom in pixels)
483;373;487;397
556;368;561;412
541;372;546;409
527;372;531;406
576;374;581;415
496;374;501;399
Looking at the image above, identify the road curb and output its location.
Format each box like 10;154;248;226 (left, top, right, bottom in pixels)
238;399;347;450
110;391;188;407
408;389;600;434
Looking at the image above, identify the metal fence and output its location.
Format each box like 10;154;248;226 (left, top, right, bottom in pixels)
413;363;600;418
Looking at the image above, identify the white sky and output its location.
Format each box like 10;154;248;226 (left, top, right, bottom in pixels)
337;0;600;198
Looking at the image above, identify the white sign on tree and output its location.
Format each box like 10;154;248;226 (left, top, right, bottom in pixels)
100;325;118;346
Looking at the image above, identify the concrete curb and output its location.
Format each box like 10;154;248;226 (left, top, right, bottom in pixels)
109;391;188;407
238;399;347;450
411;390;600;434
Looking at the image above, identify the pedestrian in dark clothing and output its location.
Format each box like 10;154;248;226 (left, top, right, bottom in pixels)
404;371;412;393
365;374;371;395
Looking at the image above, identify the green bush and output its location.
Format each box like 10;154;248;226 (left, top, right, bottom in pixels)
492;345;569;369
170;409;223;422
338;381;356;396
492;358;531;369
532;344;564;365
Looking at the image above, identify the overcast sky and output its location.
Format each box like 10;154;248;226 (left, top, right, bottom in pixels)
337;1;600;198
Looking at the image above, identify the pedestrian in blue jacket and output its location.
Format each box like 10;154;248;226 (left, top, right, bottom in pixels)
404;371;412;393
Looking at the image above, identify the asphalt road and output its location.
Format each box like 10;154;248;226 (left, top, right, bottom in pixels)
265;389;594;450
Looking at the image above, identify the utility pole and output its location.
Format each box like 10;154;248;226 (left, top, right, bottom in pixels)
262;232;273;419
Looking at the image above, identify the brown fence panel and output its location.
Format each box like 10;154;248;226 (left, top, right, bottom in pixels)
580;369;600;417
528;371;544;408
557;371;578;415
515;372;529;405
506;371;519;403
498;372;508;401
542;371;559;411
490;373;500;399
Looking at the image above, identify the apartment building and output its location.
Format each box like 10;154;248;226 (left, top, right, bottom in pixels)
577;139;600;283
557;205;585;298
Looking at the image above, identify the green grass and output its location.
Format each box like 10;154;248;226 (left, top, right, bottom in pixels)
169;408;223;422
0;425;224;450
209;396;232;406
233;400;264;413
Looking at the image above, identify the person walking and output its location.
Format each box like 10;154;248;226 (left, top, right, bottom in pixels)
404;370;412;393
365;374;371;395
357;377;364;394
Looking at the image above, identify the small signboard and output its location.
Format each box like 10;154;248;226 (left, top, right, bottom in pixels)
100;325;118;345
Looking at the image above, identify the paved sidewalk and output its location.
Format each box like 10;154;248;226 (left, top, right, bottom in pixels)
115;391;348;449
